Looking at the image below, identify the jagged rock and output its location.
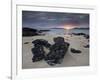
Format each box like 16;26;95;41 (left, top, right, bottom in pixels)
31;44;45;62
32;39;51;48
31;39;51;62
70;48;81;53
45;37;70;66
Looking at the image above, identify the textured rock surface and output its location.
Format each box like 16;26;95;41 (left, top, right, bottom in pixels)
31;39;51;62
32;39;51;48
31;44;45;62
45;37;70;66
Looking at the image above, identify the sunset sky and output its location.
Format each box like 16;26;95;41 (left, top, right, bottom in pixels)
22;11;89;29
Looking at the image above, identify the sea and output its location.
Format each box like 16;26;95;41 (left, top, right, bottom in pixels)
42;28;89;35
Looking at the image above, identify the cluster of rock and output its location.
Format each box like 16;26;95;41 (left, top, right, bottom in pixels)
72;33;89;39
31;37;70;66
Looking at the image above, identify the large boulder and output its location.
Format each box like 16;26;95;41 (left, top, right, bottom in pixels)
31;39;51;62
45;37;70;66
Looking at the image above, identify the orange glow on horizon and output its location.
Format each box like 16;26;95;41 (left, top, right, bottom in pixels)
63;24;75;30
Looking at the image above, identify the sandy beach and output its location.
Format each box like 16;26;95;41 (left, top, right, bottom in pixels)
22;34;89;69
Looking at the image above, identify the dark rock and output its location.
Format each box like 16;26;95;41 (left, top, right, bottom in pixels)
84;35;89;39
72;33;86;36
31;39;51;62
45;37;70;66
54;37;64;43
31;44;45;62
32;39;51;48
22;27;39;36
72;33;89;39
84;44;89;48
24;42;29;44
70;48;81;53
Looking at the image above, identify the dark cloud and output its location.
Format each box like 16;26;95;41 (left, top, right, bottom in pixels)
22;11;89;29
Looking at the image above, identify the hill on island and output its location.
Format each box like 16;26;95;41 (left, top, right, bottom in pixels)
22;27;39;36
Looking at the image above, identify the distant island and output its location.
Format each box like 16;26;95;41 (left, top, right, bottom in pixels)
22;27;39;36
22;27;50;36
73;27;89;29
